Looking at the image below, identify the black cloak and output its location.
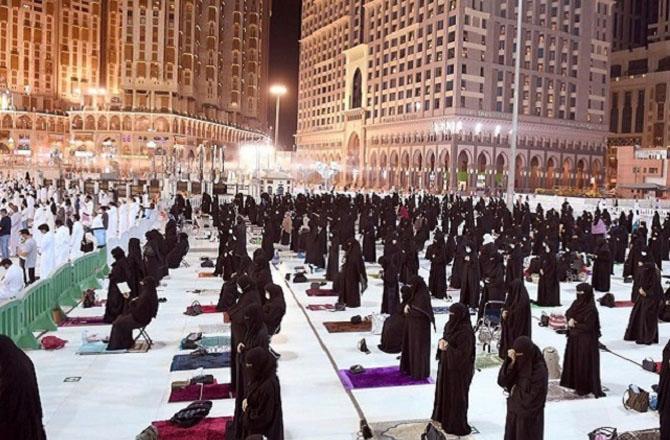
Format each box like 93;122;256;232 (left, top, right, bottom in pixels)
591;239;611;292
399;275;435;379
624;255;661;345
432;303;475;436
499;280;532;359
103;247;135;323
426;231;448;299
0;335;46;440
107;276;159;350
658;339;670;439
497;336;548;440
560;283;605;397
536;247;560;307
337;238;367;308
240;347;284;440
263;283;286;335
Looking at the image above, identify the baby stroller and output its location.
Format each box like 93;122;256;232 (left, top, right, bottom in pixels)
474;300;505;353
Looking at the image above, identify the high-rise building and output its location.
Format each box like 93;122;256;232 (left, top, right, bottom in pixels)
608;0;670;194
296;0;613;192
0;0;271;176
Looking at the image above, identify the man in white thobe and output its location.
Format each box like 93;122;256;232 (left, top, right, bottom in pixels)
54;220;70;267
69;216;85;260
0;259;25;301
37;224;56;278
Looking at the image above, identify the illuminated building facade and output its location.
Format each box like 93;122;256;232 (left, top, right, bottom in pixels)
0;0;271;176
296;0;613;192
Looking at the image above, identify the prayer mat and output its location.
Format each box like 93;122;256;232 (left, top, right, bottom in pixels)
433;306;450;314
475;352;504;370
371;420;479;440
198;272;217;278
618;428;660;440
200;305;219;314
306;288;337;297
153;416;232;440
60;316;108;327
323;320;372;333
307;304;335;311
615;300;635;308
168;383;234;403
546;381;610;402
198;324;229;335
338;366;433;390
180;335;230;350
170;352;231;371
77;340;150;355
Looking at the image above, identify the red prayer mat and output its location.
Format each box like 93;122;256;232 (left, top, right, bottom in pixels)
168;383;234;402
153;416;232;440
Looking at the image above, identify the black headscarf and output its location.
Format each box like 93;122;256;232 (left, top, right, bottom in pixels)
245;346;277;394
511;336;545;378
408;275;435;328
444;302;472;345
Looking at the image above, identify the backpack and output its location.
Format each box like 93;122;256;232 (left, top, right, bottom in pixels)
598;293;615;308
82;289;96;308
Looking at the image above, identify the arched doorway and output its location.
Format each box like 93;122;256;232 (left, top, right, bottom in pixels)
412;151;423;189
400;151;410;189
562;158;572;187
495;153;506;189
515;155;524;191
390;152;399;188
457;150;469;190
576;159;586;189
477;152;488;189
426;151;436;191
379;153;388;189
530;156;541;189
351;69;362;109
345;133;361;186
546;158;556;188
438;150;450;191
368;153;377;188
592;159;602;189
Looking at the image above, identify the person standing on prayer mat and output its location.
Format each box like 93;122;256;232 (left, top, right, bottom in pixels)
337;238;367;308
228;275;262;395
536;243;560;307
400;275;434;380
658;339;670;439
0;335;47;440
239;347;284;440
229;304;270;440
560;283;605;397
497;336;548;440
432;302;475;436
591;238;612;293
459;240;481;309
379;253;400;315
103;247;136;324
499;279;532;360
624;252;661;345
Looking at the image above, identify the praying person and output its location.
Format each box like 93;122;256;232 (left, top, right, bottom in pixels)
400;275;434;380
499;279;532;359
240;347;284;439
106;276;159;350
432;303;475;436
560;283;605;397
0;259;25;301
497;336;549;440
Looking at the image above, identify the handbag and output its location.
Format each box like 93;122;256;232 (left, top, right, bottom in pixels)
539;313;549;327
181;332;203;350
588;427;617;440
422;422;447;440
548;314;567;331
189;374;215;385
184;301;203;316
642;357;657;373
623;384;650;412
349;364;365;375
169;400;213;428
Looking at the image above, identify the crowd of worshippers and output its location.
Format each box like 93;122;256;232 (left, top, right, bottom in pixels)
103;194;191;350
196;193;286;439
208;191;670;439
0;177;160;302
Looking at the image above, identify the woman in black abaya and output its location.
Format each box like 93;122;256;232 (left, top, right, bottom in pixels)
624;253;661;345
325;229;340;282
230;303;270;440
241;347;284;440
459;243;481;309
263;283;286;336
497;336;549;440
658;339;670;439
107;277;159;350
0;335;46;440
126;237;145;295
499;280;532;359
505;242;525;287
536;243;560;307
166;232;190;269
379;286;411;354
379;253;400;315
399;275;434;379
426;230;448;299
144;230;167;282
362;213;377;263
337;238;367;308
103;247;136;323
228;275;262;393
432;303;475;436
560;283;605;397
591;238;612;292
249;249;273;303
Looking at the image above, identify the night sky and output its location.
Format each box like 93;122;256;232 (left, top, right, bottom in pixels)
268;0;301;150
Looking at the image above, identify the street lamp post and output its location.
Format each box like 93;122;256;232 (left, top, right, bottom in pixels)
506;0;524;210
270;84;287;158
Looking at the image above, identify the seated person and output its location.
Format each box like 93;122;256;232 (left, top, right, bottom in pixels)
0;259;25;302
166;232;190;269
106;276;159;350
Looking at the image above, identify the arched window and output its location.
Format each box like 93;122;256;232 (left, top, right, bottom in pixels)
351;69;362;109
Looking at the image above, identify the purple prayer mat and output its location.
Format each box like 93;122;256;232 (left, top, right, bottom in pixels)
338;366;434;390
59;316;108;327
168;382;235;402
306;288;337;297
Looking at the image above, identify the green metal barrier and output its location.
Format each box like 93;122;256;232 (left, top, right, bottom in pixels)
0;248;109;350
